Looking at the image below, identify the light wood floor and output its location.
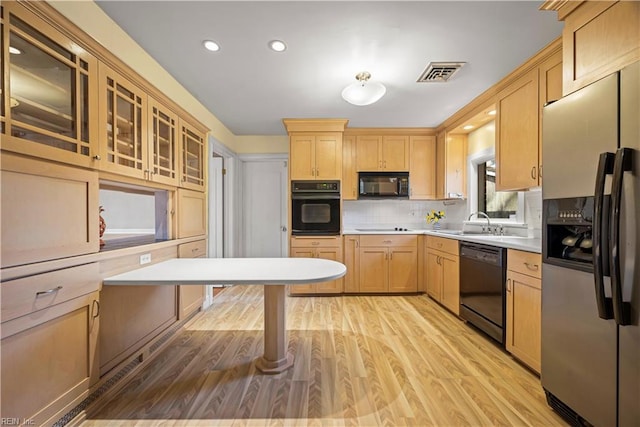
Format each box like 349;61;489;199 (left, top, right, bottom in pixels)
82;286;568;427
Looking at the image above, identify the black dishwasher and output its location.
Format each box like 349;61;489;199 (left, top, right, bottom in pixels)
459;242;507;345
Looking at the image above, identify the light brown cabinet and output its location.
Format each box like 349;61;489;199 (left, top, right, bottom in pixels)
179;119;207;191
436;132;466;199
543;0;640;95
289;236;343;295
1;2;99;169
178;240;206;319
425;236;460;314
506;249;542;373
342;135;358;200
409;135;437;199
148;97;180;186
343;235;360;292
97;62;149;180
177;188;207;238
0;154;99;268
358;235;418;293
1;263;100;427
496;48;562;190
356;135;409;171
289;133;342;180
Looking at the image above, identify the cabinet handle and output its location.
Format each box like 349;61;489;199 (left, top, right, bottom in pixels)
316;168;319;176
352;188;356;198
390;252;393;260
93;155;101;161
383;160;387;169
383;240;392;244
92;300;100;318
379;160;383;169
524;262;539;271
506;278;512;292
311;242;320;246
531;166;537;179
192;248;199;253
538;165;543;179
36;286;63;297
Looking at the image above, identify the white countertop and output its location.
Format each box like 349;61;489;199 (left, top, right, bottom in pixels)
104;257;347;286
343;228;541;253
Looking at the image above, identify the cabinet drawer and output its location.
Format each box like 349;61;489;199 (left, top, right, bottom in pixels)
178;240;207;258
1;263;100;323
426;236;459;255
290;236;342;248
507;249;542;279
359;234;417;248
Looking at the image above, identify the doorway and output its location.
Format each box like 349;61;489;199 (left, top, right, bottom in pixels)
241;158;288;257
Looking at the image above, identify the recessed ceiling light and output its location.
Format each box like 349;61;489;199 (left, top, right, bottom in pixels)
203;40;220;52
487;109;496;116
9;46;21;55
463;125;474;130
268;40;287;52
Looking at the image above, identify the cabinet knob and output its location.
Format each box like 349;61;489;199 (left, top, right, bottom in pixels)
93;155;101;160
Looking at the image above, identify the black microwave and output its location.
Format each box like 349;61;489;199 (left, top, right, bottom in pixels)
358;172;409;198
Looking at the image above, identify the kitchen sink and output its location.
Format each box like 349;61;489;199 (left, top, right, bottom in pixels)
430;229;528;239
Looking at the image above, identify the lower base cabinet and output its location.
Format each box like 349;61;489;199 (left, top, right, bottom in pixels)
506;249;542;373
425;236;460;314
1;263;101;427
289;236;343;295
178;240;206;319
358;235;418;293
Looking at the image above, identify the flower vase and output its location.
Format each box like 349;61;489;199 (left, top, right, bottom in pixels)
432;222;441;230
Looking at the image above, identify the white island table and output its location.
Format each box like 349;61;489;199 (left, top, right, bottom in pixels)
103;257;346;374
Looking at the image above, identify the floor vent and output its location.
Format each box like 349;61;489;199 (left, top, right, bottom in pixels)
417;62;466;82
545;390;593;427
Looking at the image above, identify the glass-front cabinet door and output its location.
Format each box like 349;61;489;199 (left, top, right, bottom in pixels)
1;3;98;168
97;63;148;180
148;97;178;186
180;120;206;191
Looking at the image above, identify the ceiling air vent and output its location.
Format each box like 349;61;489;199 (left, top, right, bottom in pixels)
417;62;466;82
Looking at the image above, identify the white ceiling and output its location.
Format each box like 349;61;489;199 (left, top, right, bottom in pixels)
95;1;562;136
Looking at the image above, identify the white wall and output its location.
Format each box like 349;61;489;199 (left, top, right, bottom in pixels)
99;189;155;233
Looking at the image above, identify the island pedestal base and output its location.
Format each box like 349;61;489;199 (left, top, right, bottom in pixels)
256;284;294;374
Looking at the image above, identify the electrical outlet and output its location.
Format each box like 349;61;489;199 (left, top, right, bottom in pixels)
140;253;151;265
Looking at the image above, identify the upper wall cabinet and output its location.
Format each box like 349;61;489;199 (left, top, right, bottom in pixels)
148;97;179;186
356;135;409;172
342;135;357;200
283;119;348;182
542;0;640;95
289;133;342;180
409;135;436;199
179;119;207;191
1;3;99;169
496;47;562;191
436;131;466;199
97;63;148;180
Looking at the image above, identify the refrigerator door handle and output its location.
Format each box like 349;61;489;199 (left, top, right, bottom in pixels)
593;151;615;320
610;147;633;326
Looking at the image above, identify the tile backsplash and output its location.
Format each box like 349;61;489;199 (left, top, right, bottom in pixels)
343;189;543;236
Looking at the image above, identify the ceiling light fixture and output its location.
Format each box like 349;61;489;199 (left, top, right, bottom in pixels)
341;72;386;106
9;46;21;55
268;40;287;52
487;109;496;116
202;40;220;52
463;125;474;130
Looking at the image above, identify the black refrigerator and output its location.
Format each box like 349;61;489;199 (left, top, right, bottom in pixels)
541;61;639;427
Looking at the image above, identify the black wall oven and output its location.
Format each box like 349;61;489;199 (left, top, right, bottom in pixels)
291;180;340;236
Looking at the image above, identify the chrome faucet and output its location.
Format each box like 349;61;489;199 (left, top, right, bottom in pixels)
467;211;491;233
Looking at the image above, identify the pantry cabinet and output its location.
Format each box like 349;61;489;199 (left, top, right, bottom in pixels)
177;240;206;319
356;135;409;171
1;2;99;169
343;235;360;292
436;131;466;199
425;236;460;314
506;249;542;373
1;263;100;427
342;135;358;200
358;235;418;293
289;236;343;295
496;46;562;190
409;135;437;199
